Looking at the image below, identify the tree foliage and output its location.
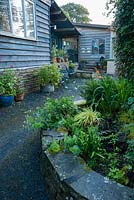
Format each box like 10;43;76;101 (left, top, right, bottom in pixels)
61;3;91;23
107;0;134;81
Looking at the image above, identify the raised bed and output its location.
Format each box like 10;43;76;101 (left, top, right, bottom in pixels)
40;130;134;200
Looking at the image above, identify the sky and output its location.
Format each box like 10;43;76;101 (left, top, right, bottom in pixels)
55;0;113;25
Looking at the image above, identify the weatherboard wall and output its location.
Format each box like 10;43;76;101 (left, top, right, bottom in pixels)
76;26;111;65
0;0;50;69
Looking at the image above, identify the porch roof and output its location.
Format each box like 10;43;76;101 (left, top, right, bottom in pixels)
50;1;80;37
74;23;111;30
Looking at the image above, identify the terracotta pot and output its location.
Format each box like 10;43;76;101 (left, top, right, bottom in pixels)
51;57;56;63
56;57;61;63
14;93;25;102
64;57;69;62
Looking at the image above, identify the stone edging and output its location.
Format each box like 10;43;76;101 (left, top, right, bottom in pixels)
40;130;134;200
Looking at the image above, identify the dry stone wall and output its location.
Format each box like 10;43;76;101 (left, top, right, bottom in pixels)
40;130;134;200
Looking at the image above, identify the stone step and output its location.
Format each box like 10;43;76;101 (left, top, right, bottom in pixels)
75;69;93;78
74;99;87;106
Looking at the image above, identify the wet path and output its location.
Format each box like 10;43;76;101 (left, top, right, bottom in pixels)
0;79;85;200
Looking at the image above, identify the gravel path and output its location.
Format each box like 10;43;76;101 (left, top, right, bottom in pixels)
0;78;86;200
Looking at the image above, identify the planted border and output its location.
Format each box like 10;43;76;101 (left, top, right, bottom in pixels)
40;130;134;200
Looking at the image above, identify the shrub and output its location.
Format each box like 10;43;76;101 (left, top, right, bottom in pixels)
81;77;133;116
26;97;78;130
0;69;16;95
69;61;75;69
39;64;62;86
48;140;61;153
74;108;101;127
63;126;104;165
77;127;103;163
107;1;134;81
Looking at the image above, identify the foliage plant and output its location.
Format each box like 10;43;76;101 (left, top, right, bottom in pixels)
108;167;129;186
119;107;134;140
63;126;104;165
61;3;91;23
48;140;61;153
0;69;16;95
74;108;101;127
125;139;134;166
106;0;134;81
51;45;57;57
128;97;134;110
39;64;62;86
64;134;81;155
81;76;133;116
26;97;78;130
69;61;75;69
99;57;107;67
15;76;25;95
56;49;64;58
26;91;134;187
77;127;104;164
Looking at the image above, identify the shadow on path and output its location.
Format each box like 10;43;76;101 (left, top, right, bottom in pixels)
0;78;85;200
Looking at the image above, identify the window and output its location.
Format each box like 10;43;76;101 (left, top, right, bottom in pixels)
0;0;11;32
11;0;24;37
0;0;35;39
92;39;105;54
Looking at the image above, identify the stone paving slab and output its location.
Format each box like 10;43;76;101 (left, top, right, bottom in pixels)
0;78;86;200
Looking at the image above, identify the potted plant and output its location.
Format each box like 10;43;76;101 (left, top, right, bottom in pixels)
79;59;88;69
51;45;56;63
64;52;69;62
14;77;25;102
100;57;107;71
68;60;76;74
14;88;25;102
56;49;64;63
39;64;62;92
0;69;16;107
14;84;25;102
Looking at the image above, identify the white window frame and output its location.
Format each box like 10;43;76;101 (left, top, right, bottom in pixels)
0;0;36;40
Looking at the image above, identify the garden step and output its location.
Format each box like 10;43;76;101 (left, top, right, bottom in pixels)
74;99;87;106
75;70;93;78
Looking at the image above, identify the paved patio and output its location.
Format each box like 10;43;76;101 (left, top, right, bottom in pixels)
0;78;85;200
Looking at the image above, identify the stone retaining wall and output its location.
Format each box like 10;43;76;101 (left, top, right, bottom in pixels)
0;62;70;94
40;130;134;200
15;67;40;93
0;67;40;94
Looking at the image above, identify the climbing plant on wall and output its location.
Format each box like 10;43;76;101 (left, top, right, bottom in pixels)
107;0;134;81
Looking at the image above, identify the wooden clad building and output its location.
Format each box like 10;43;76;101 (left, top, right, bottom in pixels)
0;0;51;69
0;1;113;92
0;0;51;92
75;23;111;65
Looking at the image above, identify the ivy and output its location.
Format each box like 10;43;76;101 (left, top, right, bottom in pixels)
107;0;134;81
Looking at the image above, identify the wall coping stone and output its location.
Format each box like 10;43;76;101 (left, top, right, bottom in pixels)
41;130;134;200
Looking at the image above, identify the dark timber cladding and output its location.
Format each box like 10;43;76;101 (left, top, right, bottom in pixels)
0;0;51;69
50;1;80;37
75;23;111;64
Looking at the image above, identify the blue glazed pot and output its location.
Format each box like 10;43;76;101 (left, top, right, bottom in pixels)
0;95;14;107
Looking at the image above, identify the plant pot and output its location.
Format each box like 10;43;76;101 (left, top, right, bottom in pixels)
51;57;56;64
14;93;25;102
0;95;14;107
64;57;69;62
40;84;55;93
56;57;61;63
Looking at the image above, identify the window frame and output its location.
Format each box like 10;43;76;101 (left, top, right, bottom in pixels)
0;0;36;40
92;38;106;55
